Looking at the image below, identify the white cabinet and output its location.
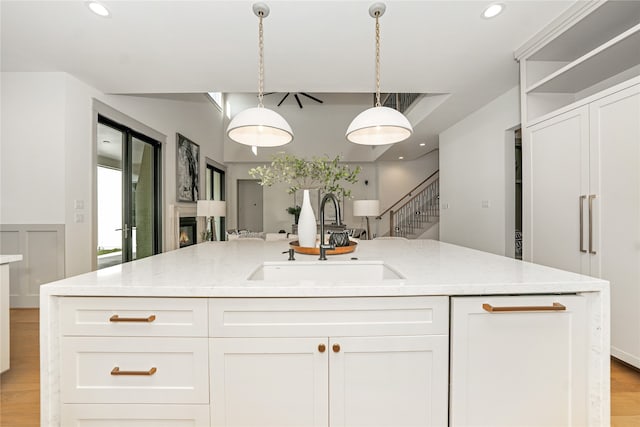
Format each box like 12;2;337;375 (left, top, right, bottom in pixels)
58;297;210;423
450;295;588;427
210;337;329;427
589;84;640;367
210;297;449;427
524;104;590;273
524;83;640;367
329;335;448;427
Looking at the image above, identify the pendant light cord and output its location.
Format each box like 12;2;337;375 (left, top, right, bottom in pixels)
258;13;265;108
375;13;381;107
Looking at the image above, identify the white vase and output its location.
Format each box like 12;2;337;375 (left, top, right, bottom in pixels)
297;189;317;248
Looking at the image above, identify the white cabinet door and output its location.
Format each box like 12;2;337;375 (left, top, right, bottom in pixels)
450;295;588;427
329;335;448;427
524;105;590;274
210;337;328;427
590;83;640;367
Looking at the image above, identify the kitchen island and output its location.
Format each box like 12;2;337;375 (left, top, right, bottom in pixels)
40;239;609;426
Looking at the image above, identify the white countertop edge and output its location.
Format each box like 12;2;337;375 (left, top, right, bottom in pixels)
40;281;607;298
0;254;22;264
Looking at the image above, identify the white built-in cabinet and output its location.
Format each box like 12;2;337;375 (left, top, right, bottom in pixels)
210;297;449;427
525;104;591;273
590;84;640;367
518;0;640;369
524;82;640;367
450;295;589;427
57;296;450;426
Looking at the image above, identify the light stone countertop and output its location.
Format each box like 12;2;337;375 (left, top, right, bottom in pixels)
0;255;22;264
40;240;607;298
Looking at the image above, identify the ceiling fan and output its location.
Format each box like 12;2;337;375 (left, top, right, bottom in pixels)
264;92;324;109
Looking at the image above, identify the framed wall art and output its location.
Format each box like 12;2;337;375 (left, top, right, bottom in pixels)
176;133;200;202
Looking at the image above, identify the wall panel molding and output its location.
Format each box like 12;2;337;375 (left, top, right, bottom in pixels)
0;224;65;307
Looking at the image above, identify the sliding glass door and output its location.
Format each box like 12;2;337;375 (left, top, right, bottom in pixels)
97;116;161;269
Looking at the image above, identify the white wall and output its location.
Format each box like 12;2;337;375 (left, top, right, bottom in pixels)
1;73;67;224
1;71;224;277
439;86;520;256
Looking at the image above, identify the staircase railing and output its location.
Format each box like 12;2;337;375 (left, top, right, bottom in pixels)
379;170;439;238
378;170;439;219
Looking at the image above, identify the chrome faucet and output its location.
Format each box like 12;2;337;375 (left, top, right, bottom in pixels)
319;193;342;260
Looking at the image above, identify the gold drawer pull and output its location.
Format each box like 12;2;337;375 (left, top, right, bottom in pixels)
109;314;156;323
482;302;566;313
111;366;157;376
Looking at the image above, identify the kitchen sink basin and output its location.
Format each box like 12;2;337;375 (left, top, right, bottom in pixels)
248;260;404;282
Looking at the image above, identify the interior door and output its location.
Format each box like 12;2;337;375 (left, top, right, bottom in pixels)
524;105;590;274
237;179;263;231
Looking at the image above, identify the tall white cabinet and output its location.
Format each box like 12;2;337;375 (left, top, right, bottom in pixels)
518;0;640;369
590;85;640;366
525;83;640;367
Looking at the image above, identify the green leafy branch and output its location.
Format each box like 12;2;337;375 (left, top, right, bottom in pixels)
248;153;361;199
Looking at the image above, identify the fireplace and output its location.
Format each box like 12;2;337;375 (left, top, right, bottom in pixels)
179;217;197;248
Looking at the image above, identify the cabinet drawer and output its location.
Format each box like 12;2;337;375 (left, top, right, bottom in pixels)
61;337;209;404
61;404;210;426
60;297;208;337
210;297;448;337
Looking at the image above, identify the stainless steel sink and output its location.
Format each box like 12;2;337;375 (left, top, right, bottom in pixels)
247;260;404;282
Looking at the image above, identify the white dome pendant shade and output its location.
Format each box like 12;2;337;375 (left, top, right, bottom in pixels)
346;2;412;145
346;106;412;145
227;107;293;147
226;3;294;148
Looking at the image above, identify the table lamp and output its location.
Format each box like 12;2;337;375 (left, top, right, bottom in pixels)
197;200;227;241
353;200;380;240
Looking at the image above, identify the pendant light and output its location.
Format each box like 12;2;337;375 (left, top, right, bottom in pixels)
227;3;293;147
346;3;413;145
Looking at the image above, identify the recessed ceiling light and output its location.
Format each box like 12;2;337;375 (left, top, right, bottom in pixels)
87;1;110;17
398;156;404;160
482;3;504;19
419;143;426;147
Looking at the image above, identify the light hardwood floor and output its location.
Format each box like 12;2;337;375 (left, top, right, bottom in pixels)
1;308;639;426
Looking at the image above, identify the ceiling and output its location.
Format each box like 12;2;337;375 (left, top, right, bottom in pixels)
1;0;577;161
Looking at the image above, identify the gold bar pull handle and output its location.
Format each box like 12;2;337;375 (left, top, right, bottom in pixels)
482;302;566;313
109;314;156;323
589;194;596;255
579;195;587;253
111;366;157;376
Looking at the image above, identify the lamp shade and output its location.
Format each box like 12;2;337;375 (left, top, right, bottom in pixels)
197;200;227;217
227;107;293;147
353;200;380;217
346;106;413;145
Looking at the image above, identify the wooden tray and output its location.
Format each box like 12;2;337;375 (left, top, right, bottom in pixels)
289;240;357;256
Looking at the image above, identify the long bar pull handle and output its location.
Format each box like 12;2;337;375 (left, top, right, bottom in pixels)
111;367;157;376
579;195;587;253
109;314;156;323
589;194;596;255
482;302;566;313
